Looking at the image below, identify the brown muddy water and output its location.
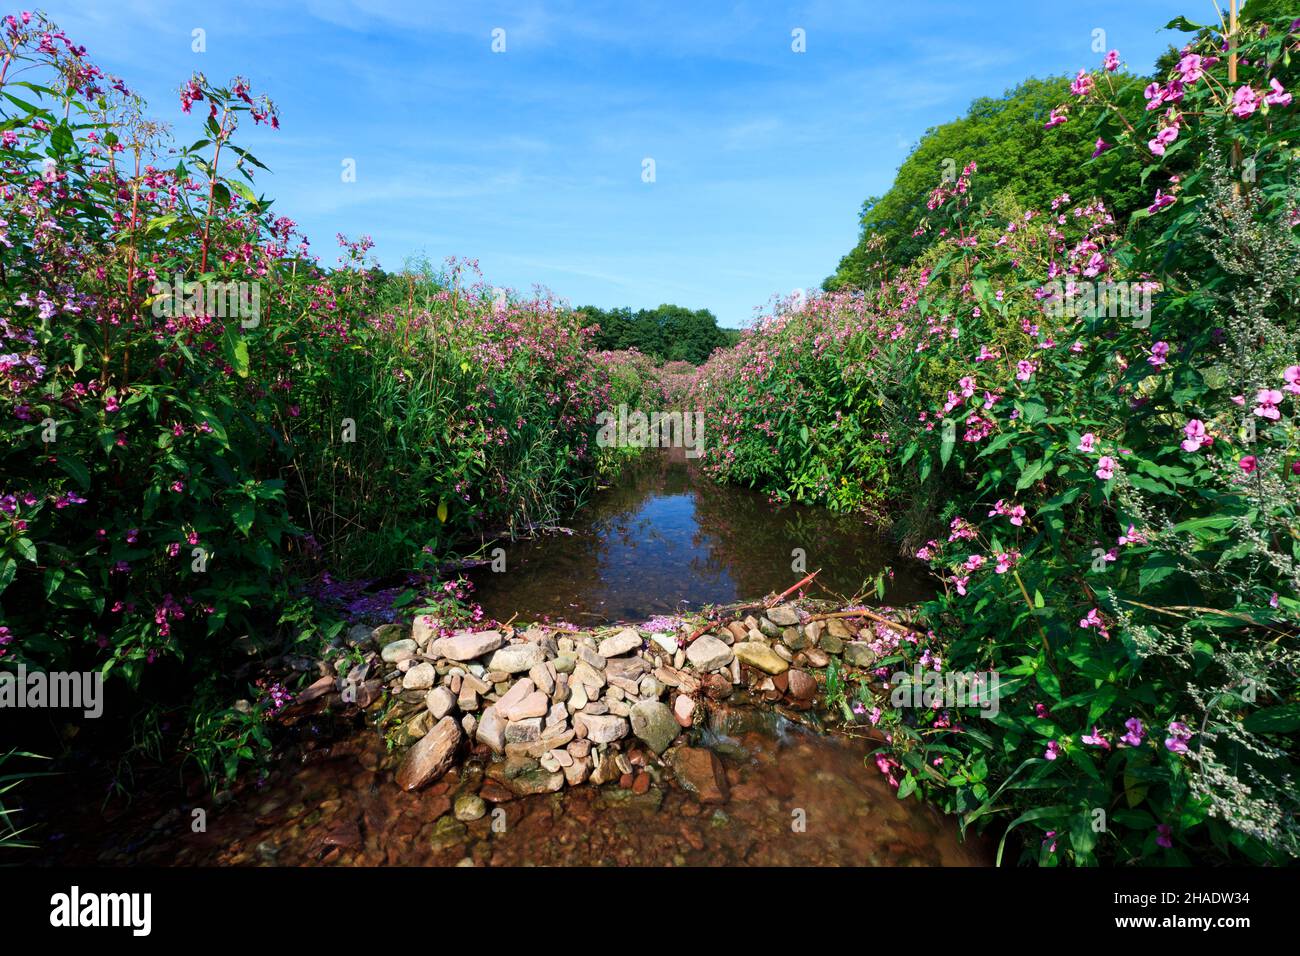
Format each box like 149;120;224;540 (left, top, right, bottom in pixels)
40;708;986;867
467;449;931;624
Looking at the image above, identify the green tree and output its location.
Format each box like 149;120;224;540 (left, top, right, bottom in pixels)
825;75;1149;288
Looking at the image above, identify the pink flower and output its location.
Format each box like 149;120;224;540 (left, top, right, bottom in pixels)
1233;85;1261;117
963;554;986;571
1156;823;1173;848
1148;189;1176;214
1044;107;1068;129
993;551;1019;574
1181;419;1209;452
989;499;1027;526
1104;50;1120;72
1096;455;1116;480
1079;607;1110;639
1015;359;1036;381
1119;717;1145;748
1176;53;1204;83
1254;388;1283;420
1148;126;1178;156
1077;432;1097;452
1117;524;1147;547
1092;137;1110;157
1165;721;1193;754
1070;69;1094;97
1082;726;1111;751
1284;365;1300;395
1044;740;1062;761
952;575;970;596
1239;455;1257;474
1265;77;1292;107
1147;340;1169;366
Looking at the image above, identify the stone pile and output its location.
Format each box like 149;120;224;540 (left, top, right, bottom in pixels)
300;602;885;803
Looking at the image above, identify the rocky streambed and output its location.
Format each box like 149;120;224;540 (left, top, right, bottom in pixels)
39;599;989;867
333;601;885;800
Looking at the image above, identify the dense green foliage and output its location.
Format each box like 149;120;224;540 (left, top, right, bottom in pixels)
580;302;738;364
0;20;656;782
695;10;1300;864
826;76;1150;288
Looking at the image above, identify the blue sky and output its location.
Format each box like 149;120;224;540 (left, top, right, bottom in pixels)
44;0;1194;327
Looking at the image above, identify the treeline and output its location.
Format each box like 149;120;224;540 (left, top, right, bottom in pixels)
579;303;739;364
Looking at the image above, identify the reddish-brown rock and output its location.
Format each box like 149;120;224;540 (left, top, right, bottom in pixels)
395;716;461;791
671;747;730;804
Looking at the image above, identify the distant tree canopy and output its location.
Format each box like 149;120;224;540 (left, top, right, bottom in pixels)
825;75;1151;289
580;303;738;364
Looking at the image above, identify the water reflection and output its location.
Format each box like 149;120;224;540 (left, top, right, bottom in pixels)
469;449;929;623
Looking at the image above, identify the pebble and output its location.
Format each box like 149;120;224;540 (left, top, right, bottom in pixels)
381;639;418;663
629;700;679;755
578;713;628;744
529;662;555;695
650;633;678;654
766;604;800;627
598;628;642;658
573;660;607;691
686;634;733;671
843;642;877;667
487;643;546;674
504;717;543;744
803;647;830;668
457;686;479;711
780;627;807;650
476;706;506;752
395;716;460;791
504;691;549;721
435;630;505;662
563;756;591;786
733;642;789;675
453;792;486;822
401;662;436;690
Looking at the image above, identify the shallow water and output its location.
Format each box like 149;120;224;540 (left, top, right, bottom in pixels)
28;452;985;868
44;710;986;867
468;449;930;624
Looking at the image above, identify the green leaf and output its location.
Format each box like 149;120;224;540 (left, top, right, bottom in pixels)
1243;704;1300;735
231;500;255;536
57;454;91;491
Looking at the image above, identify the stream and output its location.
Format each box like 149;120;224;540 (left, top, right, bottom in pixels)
468;448;931;623
32;451;988;867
